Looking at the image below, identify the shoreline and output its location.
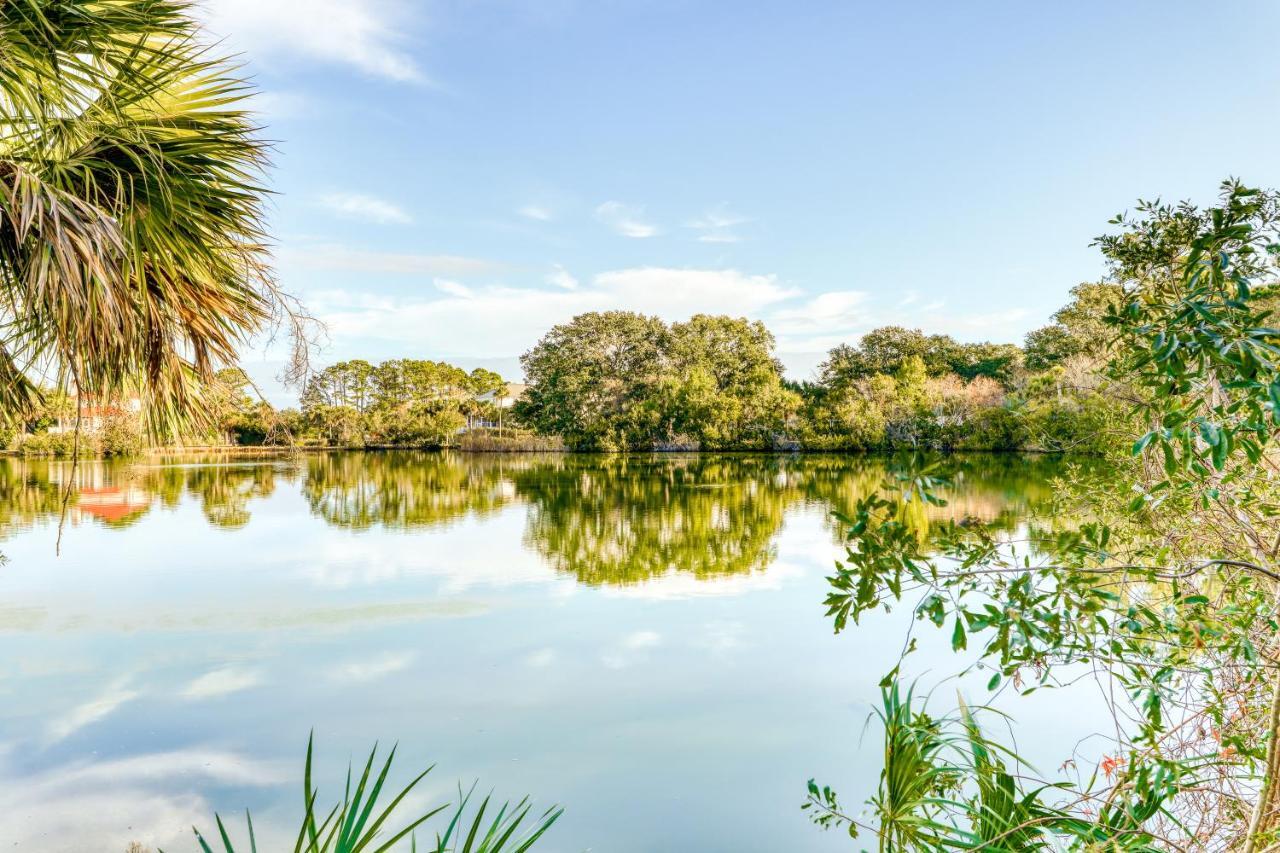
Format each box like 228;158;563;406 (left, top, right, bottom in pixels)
2;444;1088;459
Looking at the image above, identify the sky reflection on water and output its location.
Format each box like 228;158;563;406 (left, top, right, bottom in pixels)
0;452;1104;852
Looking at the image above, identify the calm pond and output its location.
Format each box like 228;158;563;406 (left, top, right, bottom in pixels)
0;451;1105;851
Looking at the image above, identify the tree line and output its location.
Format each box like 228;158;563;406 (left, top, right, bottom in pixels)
9;286;1130;454
512;285;1124;452
195;359;511;449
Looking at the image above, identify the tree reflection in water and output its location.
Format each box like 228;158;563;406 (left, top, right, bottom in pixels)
0;451;1086;585
301;451;519;530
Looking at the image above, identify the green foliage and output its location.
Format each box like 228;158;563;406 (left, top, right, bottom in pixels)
812;180;1280;848
18;430;90;457
295;359;509;448
805;683;1171;850
205;369;284;446
511;311;1114;452
819;327;1024;388
516;311;797;450
515;311;667;450
174;736;559;853
0;0;306;436
17;411;142;456
1023;283;1125;371
953;404;1028;451
302;361;379;414
99;414;144;456
659;315;800;449
465;368;507;398
820;327;960;383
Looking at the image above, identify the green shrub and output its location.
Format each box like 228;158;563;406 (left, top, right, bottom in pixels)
18;431;90;457
100;415;144;456
1023;395;1123;454
954;405;1029;451
174;736;560;853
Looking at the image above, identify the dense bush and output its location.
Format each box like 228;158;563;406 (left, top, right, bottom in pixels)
507;310;1126;454
99;414;143;456
17;431;85;457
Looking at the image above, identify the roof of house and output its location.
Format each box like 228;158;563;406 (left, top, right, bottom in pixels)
76;486;150;523
475;383;529;403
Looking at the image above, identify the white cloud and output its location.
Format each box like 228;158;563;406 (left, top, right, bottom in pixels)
0;748;289;851
198;0;424;82
309;267;796;361
518;205;553;222
249;90;313;120
525;648;557;668
770;297;1033;355
601;630;663;669
47;678;140;742
278;243;501;277
698;621;746;655
623;630;662;650
434;278;473;298
40;749;289;788
330;651;416;683
296;261;1032;375
769;290;871;346
593;267;796;314
181;667;263;700
319;193;412;225
545;264;579;290
686;205;749;243
595;201;659;238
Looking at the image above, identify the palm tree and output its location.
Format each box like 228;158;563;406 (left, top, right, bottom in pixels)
0;0;306;434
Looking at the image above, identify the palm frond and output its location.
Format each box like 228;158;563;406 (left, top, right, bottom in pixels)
0;0;307;437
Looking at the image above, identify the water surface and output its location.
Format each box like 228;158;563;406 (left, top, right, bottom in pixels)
0;451;1096;851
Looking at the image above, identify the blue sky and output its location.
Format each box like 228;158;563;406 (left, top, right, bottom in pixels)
198;0;1280;402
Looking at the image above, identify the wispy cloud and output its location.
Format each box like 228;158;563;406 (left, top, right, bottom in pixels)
0;748;289;850
181;667;263;700
769;290;871;341
518;205;553;222
319;192;413;225
601;630;663;669
248;90;314;121
47;678;140;742
310;267;796;360
302;263;1032;373
545;264;579;290
198;0;425;83
624;630;662;649
277;242;501;277
698;621;747;655
330;651;417;683
434;278;474;298
686;205;749;243
525;648;557;668
595;201;659;238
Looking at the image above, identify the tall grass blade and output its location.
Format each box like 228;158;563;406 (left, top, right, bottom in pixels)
186;737;556;853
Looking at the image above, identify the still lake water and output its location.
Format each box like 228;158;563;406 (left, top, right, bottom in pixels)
0;451;1104;851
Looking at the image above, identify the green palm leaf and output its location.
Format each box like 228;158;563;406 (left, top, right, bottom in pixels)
0;0;307;436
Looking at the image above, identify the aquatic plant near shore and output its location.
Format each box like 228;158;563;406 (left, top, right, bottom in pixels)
168;736;560;853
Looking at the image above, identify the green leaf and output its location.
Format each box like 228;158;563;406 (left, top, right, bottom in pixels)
1132;431;1156;455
